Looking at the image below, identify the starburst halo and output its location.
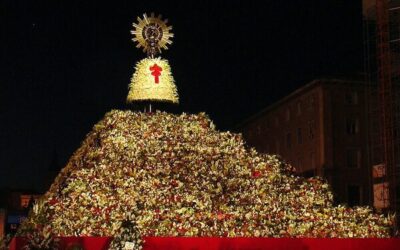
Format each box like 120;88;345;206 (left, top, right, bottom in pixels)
131;13;174;55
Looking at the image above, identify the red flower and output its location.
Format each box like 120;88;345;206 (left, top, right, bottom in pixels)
252;171;261;178
170;180;178;187
177;227;187;235
217;212;225;220
49;198;58;205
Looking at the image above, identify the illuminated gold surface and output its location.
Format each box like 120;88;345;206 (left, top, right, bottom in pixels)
131;13;173;55
127;58;179;104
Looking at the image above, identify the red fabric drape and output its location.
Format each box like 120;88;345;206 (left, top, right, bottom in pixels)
143;237;400;250
10;237;400;250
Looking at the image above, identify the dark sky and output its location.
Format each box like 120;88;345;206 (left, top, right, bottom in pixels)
1;0;363;192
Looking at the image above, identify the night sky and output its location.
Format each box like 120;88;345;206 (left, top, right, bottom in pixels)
1;0;363;192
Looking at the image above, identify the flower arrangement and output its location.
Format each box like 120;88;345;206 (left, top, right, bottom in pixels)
17;110;394;249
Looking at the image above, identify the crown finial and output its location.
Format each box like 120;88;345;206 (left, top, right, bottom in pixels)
131;13;174;58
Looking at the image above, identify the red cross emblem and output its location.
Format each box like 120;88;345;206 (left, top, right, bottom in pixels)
149;63;162;84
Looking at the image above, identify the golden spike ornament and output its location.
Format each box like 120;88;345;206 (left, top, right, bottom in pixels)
131;13;174;58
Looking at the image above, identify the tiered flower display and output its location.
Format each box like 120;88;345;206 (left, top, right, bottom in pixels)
17;110;394;249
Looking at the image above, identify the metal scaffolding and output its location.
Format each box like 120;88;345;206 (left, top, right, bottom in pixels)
364;0;400;227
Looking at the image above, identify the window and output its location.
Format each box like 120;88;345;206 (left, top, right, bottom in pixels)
347;185;362;206
297;128;302;144
297;157;303;172
286;109;291;121
308;120;315;139
275;117;279;127
346;118;359;135
310;152;316;169
265;144;270;153
309;95;316;111
286;133;292;149
256;125;261;135
264;119;270;129
345;91;358;105
346;149;361;168
297;101;302;115
276;140;280;155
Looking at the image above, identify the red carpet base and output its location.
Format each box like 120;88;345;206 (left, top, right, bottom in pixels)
144;237;400;250
10;237;400;250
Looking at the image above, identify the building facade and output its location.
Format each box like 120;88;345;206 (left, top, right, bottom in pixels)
238;78;372;207
363;0;400;219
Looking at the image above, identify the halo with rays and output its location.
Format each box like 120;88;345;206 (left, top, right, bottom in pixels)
131;13;174;55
